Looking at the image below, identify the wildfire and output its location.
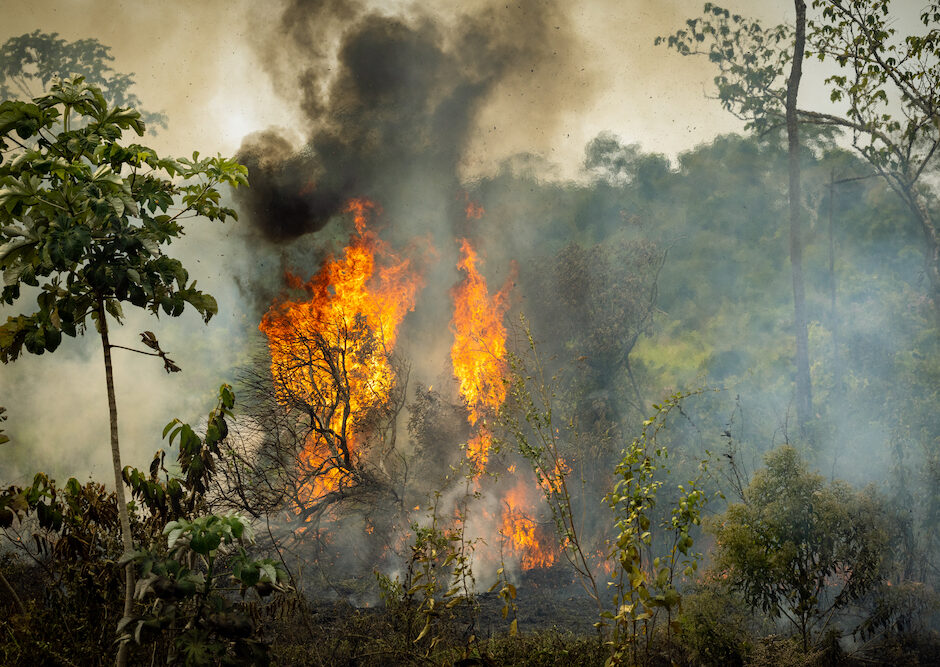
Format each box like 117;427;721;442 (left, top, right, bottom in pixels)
465;201;485;219
458;190;486;220
259;195;564;572
259;198;423;505
450;238;511;467
502;481;556;570
449;237;560;570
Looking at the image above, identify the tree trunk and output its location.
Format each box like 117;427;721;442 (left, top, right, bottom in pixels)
787;0;813;439
97;297;134;667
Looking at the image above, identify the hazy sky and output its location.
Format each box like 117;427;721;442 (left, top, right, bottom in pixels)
0;0;810;483
0;0;796;173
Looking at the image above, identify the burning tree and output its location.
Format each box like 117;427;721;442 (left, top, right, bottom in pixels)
216;200;423;578
256;311;409;522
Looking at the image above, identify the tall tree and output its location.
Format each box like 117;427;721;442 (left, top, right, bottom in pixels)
0;78;246;664
660;1;940;321
786;0;814;435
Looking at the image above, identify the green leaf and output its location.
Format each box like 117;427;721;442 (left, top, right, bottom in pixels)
238;562;259;588
3;261;32;287
91;164;123;186
166;526;184;549
92;105;144;136
260;562;277;584
104;298;124;321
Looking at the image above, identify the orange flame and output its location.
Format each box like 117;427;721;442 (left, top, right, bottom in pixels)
465;201;485;219
259;198;423;505
458;191;485;220
502;481;556;570
450;239;511;468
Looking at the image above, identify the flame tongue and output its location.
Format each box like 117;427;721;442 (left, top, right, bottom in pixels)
259;198;423;504
450;238;511;467
503;479;557;570
450;238;557;570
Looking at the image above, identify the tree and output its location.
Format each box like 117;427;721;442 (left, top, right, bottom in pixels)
0;77;247;664
661;2;818;435
660;1;940;321
0;30;167;129
711;446;895;650
604;392;711;666
785;0;814;437
520;237;665;426
216;312;411;584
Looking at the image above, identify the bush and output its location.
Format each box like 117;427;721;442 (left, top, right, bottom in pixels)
679;577;764;666
710;446;897;650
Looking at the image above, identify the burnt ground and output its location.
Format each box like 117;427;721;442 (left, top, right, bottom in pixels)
267;567;609;666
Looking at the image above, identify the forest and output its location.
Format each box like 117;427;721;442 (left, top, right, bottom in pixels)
1;1;939;665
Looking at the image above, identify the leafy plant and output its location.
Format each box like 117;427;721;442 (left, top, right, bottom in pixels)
489;554;520;638
121;513;289;666
374;490;485;659
604;391;712;666
123;383;237;528
0;76;247;664
404;502;458;650
501;316;606;610
679;576;763;667
711;445;897;650
0;473;127;664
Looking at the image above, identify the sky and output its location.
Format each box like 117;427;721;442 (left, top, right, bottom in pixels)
0;0;825;484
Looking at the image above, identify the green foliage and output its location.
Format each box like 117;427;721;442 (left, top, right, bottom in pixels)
679;577;763;667
124;383;236;526
806;0;940;176
658;0;940;168
120;513;290;666
711;446;897;649
112;385;290;663
746;635;822;667
603;391;712;666
0;473;127;664
0;76;247;363
655;3;794;134
0;385;291;665
659;2;940;314
0;472;122;563
0;30;167;128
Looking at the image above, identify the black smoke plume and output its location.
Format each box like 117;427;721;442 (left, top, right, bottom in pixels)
237;0;583;243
